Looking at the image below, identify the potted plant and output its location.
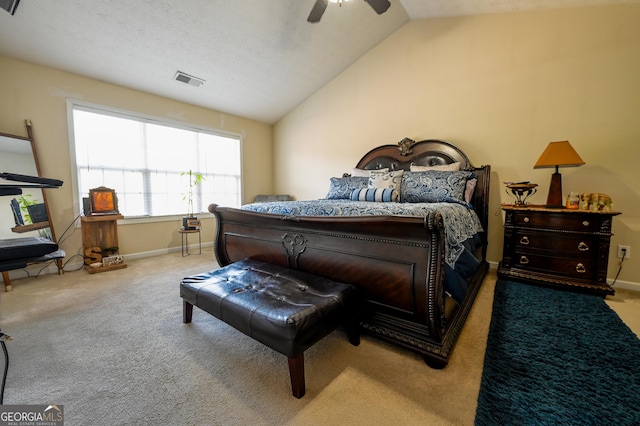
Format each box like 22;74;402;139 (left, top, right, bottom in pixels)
181;169;205;230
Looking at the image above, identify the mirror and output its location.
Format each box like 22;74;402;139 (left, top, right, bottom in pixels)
0;120;61;271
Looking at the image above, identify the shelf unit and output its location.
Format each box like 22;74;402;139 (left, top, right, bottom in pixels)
11;221;51;233
81;214;127;274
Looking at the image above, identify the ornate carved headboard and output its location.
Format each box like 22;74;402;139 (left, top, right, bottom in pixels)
355;138;490;255
355;138;475;171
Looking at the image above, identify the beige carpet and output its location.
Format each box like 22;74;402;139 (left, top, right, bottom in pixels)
0;250;637;426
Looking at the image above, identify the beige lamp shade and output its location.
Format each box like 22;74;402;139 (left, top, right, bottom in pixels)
534;141;585;169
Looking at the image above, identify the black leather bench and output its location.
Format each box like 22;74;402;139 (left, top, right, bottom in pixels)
180;258;360;398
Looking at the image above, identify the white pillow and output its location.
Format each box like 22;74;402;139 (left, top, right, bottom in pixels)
368;170;404;192
410;162;461;172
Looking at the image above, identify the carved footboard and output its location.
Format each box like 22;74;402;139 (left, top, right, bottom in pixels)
208;203;479;367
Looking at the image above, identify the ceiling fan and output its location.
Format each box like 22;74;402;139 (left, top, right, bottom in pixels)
307;0;391;23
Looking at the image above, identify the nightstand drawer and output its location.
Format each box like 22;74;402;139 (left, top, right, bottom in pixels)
513;231;597;255
512;211;601;232
512;252;597;280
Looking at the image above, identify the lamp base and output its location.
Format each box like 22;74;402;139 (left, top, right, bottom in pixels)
546;172;564;208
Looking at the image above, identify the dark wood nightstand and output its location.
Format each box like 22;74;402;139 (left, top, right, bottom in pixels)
498;205;620;296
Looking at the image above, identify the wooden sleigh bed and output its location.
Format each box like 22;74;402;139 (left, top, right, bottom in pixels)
208;138;490;367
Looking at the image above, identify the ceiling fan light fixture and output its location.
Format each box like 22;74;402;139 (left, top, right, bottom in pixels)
174;71;205;88
308;0;389;23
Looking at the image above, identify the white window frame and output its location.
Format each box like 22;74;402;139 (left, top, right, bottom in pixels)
66;99;243;225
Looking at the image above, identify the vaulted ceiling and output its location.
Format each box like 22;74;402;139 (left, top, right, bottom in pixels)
0;0;633;124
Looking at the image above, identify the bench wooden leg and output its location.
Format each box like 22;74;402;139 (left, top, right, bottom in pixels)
346;298;361;346
347;312;360;346
348;327;360;346
287;353;305;398
183;300;193;323
2;272;11;292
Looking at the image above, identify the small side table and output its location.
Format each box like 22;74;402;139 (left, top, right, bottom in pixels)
81;214;127;273
179;228;201;256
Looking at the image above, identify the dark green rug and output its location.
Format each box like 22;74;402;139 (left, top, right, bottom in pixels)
476;280;640;425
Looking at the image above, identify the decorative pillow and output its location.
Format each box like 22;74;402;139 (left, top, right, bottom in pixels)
350;167;388;177
400;170;474;204
368;170;404;192
326;176;368;199
351;188;399;202
465;177;477;204
410;162;461;172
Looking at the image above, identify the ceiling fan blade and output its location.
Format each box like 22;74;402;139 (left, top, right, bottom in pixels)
307;0;328;23
364;0;390;15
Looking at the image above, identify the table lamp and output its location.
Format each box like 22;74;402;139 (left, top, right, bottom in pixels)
533;140;585;208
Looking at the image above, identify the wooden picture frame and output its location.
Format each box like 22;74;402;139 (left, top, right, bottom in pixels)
89;186;119;215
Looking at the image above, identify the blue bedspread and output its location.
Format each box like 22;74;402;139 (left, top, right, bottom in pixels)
242;199;484;304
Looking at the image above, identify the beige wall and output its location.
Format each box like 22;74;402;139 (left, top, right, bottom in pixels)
274;5;640;286
0;56;273;259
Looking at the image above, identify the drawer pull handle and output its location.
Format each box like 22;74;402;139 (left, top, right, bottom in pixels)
523;217;530;223
519;256;529;265
578;242;589;252
519;236;530;245
582;220;590;227
576;263;586;273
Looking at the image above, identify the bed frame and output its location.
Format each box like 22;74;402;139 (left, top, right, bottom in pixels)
208;138;490;367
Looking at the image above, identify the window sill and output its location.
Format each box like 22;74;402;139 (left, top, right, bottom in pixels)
118;213;212;226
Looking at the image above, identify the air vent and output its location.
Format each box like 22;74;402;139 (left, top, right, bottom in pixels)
0;0;20;15
174;71;205;87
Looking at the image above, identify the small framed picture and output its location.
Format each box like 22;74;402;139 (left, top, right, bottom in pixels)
89;186;119;215
102;255;124;267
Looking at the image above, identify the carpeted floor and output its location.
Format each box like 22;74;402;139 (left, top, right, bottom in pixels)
0;249;494;425
476;280;640;426
0;251;638;425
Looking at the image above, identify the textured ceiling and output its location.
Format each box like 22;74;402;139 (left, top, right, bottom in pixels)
0;0;635;124
400;0;639;19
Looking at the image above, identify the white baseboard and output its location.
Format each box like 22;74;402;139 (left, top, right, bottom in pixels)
3;245;203;283
8;254;638;293
123;246;182;260
62;245;201;269
608;279;640;293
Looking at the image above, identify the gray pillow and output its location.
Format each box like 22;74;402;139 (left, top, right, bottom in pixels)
401;170;474;205
326;176;368;199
